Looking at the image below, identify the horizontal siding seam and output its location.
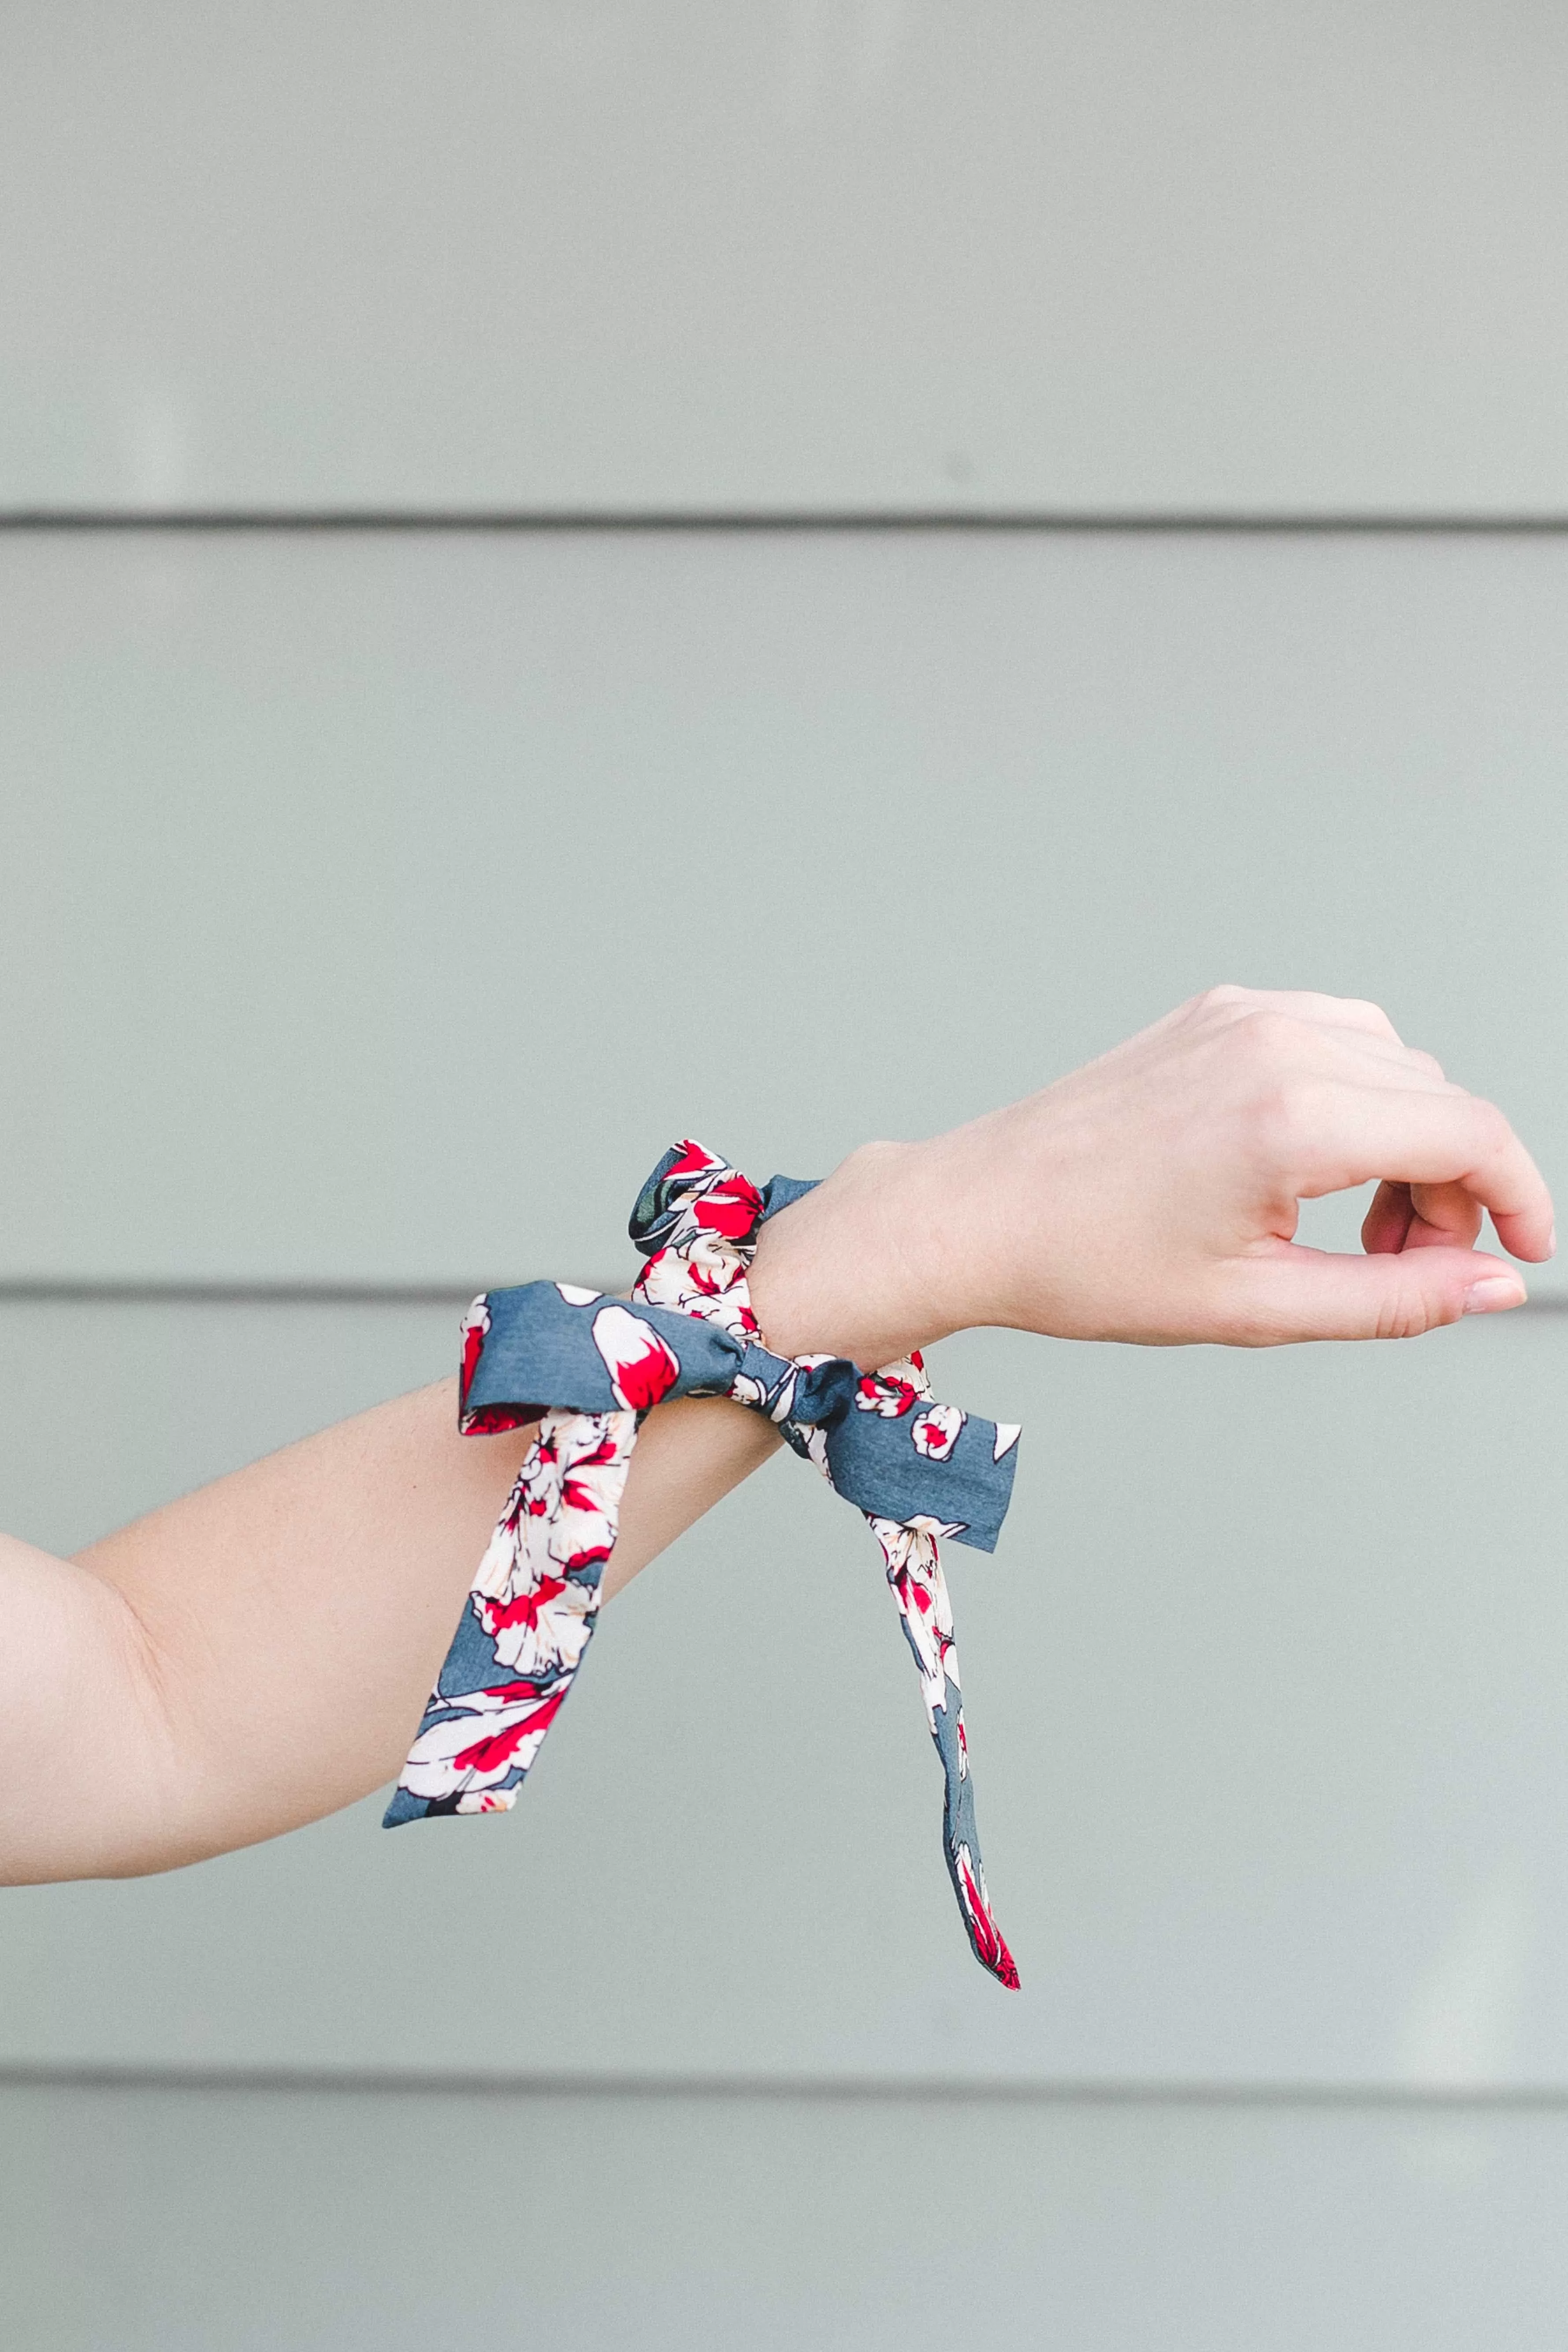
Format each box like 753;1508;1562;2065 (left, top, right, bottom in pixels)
5;511;1568;536
6;2063;1568;2109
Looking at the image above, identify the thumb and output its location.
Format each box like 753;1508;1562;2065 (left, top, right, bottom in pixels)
1229;1244;1528;1343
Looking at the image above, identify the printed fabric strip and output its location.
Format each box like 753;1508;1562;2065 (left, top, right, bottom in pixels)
385;1141;1023;1989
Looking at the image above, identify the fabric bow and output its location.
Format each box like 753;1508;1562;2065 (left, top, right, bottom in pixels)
385;1141;1023;1988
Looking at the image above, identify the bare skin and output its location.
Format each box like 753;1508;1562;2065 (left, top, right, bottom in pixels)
747;988;1553;1363
0;987;1552;1887
0;1389;780;1884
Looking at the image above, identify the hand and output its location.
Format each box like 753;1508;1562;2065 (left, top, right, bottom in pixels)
748;987;1555;1364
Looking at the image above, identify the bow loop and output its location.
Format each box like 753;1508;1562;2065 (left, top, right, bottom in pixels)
629;1139;766;1257
388;1142;1022;1990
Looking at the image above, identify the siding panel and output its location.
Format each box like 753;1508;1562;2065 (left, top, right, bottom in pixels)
4;4;1568;514
6;2077;1568;2350
1;527;1564;1285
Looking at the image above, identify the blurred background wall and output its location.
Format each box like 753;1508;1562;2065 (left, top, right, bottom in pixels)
3;6;1567;2346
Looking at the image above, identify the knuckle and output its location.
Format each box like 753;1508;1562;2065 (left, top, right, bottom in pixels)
1465;1096;1511;1158
1193;983;1254;1019
1343;996;1398;1038
1249;1072;1330;1163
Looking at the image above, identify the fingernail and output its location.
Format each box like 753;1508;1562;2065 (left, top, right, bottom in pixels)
1464;1275;1527;1315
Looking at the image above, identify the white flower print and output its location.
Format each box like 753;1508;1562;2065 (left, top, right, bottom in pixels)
800;1424;832;1481
475;1410;634;1670
911;1403;965;1461
398;1681;571;1803
634;1234;759;1341
479;1572;597;1680
868;1514;959;1729
591;1303;681;1411
951;1840;1018;1987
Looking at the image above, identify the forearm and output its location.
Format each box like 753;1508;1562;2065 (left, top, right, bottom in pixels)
0;1380;778;1884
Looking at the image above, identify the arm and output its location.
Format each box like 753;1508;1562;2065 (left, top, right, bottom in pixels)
1;1386;779;1883
2;986;1553;1887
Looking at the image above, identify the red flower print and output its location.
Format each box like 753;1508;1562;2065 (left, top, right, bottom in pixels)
897;1570;934;1618
461;1402;540;1436
693;1174;764;1241
560;1545;613;1576
478;1575;568;1640
459;1297;491;1409
911;1404;965;1461
591;1304;680;1411
451;1687;566;1777
560;1473;609;1513
665;1141;726;1182
956;1846;1020;1990
856;1373;918;1418
397;1678;572;1801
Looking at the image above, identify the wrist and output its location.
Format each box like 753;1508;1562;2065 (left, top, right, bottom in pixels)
747;1135;976;1368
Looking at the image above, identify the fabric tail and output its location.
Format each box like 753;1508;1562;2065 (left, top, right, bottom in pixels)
874;1513;1021;1988
385;1406;638;1824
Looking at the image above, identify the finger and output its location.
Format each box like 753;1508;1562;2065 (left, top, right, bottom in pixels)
1332;1037;1446;1082
1283;1088;1555;1262
1230;1015;1453;1090
1358;1177;1486;1255
1361;1180;1415;1255
1402;1179;1484;1252
1197;989;1449;1083
1319;1037;1455;1089
1405;1047;1447;1081
1228;1242;1527;1344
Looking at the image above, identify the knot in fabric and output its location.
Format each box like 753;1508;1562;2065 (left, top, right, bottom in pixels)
385;1139;1023;1988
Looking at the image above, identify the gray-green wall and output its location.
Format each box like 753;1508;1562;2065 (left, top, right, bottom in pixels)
3;12;1567;2347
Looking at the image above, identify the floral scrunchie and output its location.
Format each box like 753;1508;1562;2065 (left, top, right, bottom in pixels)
386;1141;1023;1988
